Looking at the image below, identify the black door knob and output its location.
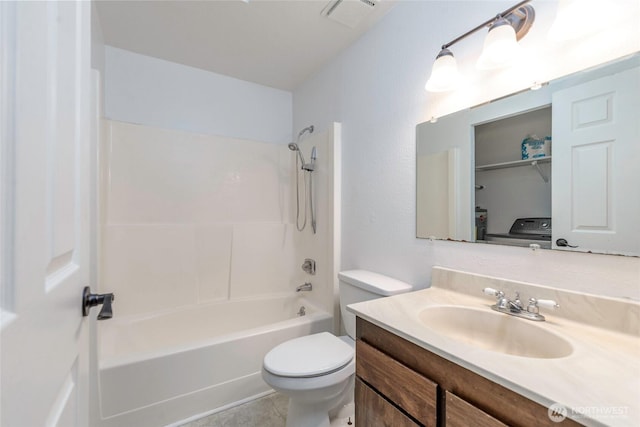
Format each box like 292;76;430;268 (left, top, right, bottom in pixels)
82;287;115;320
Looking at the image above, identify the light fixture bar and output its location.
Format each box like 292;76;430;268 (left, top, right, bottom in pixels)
441;0;531;50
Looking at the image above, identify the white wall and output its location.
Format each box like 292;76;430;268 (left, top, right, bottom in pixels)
104;46;292;145
293;0;640;299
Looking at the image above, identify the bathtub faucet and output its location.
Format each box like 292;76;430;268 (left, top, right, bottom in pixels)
296;282;312;292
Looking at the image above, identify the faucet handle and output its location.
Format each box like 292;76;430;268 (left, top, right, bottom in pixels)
511;291;524;310
536;299;559;309
527;298;559;314
482;287;503;298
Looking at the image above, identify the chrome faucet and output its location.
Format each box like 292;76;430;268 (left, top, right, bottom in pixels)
296;282;312;292
483;288;559;321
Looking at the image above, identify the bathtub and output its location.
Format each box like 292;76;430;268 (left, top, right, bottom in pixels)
96;295;332;427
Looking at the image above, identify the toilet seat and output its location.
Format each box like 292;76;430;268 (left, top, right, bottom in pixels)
263;332;354;378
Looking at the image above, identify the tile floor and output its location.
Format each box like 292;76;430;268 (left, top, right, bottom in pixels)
180;393;288;427
180;392;356;427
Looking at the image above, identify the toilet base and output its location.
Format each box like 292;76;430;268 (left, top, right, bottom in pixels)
286;397;354;427
283;376;354;427
329;402;355;427
286;400;331;427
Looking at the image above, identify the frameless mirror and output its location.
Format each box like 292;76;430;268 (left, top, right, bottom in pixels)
416;53;640;256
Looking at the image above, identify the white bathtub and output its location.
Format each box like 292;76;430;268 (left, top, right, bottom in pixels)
96;295;332;427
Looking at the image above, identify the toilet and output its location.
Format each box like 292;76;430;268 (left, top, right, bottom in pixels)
261;270;413;427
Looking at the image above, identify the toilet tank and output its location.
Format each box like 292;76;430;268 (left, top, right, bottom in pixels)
338;270;413;339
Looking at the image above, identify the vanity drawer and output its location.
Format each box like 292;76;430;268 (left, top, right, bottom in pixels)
356;339;437;426
355;378;419;427
445;391;507;427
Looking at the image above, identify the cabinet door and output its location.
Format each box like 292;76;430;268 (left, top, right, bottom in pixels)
445;391;507;427
355;378;419;427
552;66;640;255
356;340;438;426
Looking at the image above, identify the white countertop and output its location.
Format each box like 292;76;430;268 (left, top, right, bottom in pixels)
347;268;640;427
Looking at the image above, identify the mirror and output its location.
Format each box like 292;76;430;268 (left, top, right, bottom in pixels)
416;53;640;256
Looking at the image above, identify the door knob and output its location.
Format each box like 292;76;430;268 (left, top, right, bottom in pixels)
82;287;115;320
556;238;578;248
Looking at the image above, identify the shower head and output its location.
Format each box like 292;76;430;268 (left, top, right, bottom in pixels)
289;125;316;171
288;141;306;166
297;125;314;140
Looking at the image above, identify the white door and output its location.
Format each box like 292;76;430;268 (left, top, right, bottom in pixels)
1;1;92;426
552;66;640;255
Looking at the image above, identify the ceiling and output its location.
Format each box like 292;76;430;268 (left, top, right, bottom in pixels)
95;0;398;91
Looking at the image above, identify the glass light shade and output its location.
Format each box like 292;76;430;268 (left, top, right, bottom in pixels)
425;50;461;92
477;19;520;70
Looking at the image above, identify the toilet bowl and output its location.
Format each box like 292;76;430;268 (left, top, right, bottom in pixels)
262;333;354;427
261;270;413;427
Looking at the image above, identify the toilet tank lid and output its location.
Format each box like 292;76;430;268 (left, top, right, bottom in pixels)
338;270;413;296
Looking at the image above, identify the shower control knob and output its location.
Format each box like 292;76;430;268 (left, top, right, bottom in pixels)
302;258;316;275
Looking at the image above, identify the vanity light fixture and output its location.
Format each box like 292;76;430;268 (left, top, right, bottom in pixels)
425;0;535;92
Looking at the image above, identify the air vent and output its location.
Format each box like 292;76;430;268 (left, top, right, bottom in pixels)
322;0;377;29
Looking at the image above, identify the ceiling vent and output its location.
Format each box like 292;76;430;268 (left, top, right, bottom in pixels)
322;0;377;29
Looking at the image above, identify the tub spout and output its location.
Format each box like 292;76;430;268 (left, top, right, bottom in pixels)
296;282;312;292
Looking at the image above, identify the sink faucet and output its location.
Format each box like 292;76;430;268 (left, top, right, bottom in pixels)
296;282;312;292
495;291;523;311
483;288;558;321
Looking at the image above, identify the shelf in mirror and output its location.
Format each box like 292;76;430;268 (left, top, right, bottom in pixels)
475;156;551;171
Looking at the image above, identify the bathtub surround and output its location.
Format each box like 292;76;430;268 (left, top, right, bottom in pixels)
293;0;640;299
289;123;343;333
100;121;297;315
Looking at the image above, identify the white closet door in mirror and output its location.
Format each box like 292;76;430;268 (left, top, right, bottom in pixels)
552;66;640;255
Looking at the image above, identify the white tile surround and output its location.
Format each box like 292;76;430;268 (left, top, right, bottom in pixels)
100;120;299;316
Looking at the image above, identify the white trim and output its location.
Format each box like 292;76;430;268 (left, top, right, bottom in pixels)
0;0;16;319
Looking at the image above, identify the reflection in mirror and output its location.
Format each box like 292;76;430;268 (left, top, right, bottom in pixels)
416;53;640;257
475;107;552;248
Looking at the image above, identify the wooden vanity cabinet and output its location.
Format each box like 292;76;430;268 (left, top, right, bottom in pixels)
355;318;582;427
355;378;420;427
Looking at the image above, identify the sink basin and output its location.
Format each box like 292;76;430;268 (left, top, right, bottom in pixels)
418;306;573;359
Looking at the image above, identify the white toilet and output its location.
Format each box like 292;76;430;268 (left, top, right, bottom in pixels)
261;270;413;427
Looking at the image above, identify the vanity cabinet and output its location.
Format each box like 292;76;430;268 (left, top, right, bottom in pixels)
355;317;582;427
